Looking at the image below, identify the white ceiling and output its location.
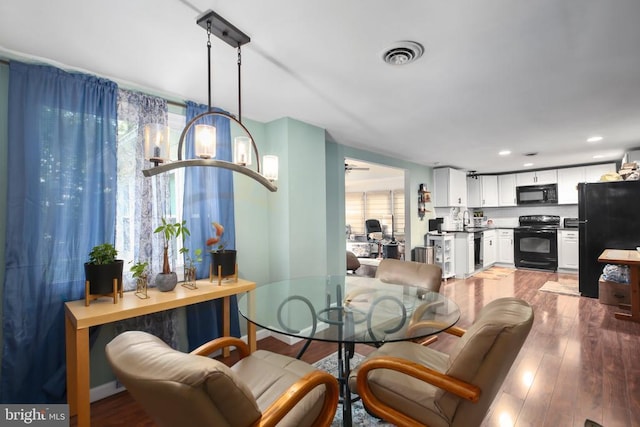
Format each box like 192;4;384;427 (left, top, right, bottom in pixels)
2;0;640;174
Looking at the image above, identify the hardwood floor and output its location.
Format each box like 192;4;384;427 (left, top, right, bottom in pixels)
72;269;640;427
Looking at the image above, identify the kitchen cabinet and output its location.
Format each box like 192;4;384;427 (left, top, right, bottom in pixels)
516;169;557;186
455;232;475;278
467;177;481;208
558;229;579;269
497;229;514;264
467;176;498;208
557;163;617;204
434;168;467;207
584;163;616;182
498;174;516;206
427;233;455;279
482;229;497;267
557;166;584;204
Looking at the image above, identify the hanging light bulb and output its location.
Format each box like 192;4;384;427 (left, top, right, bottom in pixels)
263;155;279;181
143;124;170;166
195;124;216;159
233;136;252;165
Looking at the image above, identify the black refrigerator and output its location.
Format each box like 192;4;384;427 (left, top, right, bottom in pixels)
578;180;640;297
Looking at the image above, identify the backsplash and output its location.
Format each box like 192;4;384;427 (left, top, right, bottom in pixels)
434;204;579;228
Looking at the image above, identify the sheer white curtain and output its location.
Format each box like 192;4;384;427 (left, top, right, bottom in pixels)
114;89;178;347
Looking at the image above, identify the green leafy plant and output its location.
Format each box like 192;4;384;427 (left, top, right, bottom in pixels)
88;243;118;265
129;260;149;279
154;218;190;274
180;247;203;269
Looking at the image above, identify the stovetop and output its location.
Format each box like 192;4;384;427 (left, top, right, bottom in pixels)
517;215;561;229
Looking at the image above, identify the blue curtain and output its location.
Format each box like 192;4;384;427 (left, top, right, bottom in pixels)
1;62;117;403
183;102;240;350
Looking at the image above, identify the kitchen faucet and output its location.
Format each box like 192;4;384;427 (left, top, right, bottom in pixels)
463;210;471;228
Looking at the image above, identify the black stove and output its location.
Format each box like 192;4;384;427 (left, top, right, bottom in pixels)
514;215;559;271
517;215;561;229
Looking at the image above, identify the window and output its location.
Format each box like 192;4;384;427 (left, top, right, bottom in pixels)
115;106;187;286
346;190;404;239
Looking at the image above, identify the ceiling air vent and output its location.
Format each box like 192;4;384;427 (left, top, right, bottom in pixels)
381;41;424;65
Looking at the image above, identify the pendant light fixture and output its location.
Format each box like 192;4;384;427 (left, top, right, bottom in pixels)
142;10;278;192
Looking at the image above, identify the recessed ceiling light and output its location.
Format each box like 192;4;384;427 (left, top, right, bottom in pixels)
587;136;603;143
593;154;604;159
498;150;511;156
523;163;534;167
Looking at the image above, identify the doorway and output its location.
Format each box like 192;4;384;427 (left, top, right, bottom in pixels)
344;158;406;260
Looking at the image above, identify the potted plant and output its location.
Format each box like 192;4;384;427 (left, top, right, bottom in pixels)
154;218;189;291
180;247;202;289
207;221;237;280
130;260;150;299
84;243;124;302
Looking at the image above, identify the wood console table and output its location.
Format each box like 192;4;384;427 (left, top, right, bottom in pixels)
598;249;640;322
65;278;256;427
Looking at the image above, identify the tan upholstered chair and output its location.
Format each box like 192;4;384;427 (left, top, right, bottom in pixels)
375;258;442;295
349;297;534;427
105;331;339;427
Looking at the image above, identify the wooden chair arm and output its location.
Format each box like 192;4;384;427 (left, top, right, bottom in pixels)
189;336;250;359
409;300;444;323
257;370;339;427
356;356;480;427
444;326;466;337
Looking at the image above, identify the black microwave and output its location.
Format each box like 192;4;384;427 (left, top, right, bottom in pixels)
516;184;558;205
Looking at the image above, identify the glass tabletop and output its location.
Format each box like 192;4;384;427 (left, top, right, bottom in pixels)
237;275;460;345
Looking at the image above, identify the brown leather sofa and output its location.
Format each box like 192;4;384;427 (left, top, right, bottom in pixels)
105;331;339;427
349;297;534;427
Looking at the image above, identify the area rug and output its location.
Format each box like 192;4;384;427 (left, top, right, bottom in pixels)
313;351;392;426
539;280;580;296
473;266;515;280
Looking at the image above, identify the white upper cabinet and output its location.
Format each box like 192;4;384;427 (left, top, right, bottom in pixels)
481;176;499;207
466;175;498;208
557;163;617;204
585;163;616;182
498;174;516;206
516;169;557;186
467;177;481;208
434;168;467;207
557;167;585;204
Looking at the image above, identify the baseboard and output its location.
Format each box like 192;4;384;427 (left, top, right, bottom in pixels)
90;380;125;403
270;321;330;345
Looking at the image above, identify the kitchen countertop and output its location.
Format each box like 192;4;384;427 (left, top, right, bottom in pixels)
434;227;502;234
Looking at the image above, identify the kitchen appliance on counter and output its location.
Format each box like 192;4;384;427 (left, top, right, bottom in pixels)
578;181;640;298
516;183;558;205
428;217;443;233
514;215;560;271
563;217;579;228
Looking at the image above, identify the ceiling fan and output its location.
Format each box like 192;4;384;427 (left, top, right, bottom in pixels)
344;163;370;173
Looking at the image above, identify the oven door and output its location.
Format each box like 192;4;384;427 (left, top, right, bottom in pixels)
514;228;558;271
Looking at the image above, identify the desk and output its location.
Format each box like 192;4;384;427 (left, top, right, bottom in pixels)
598;249;640;322
65;278;256;427
236;276;459;426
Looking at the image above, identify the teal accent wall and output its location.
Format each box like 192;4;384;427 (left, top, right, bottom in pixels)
232;117;272;287
264;117;327;280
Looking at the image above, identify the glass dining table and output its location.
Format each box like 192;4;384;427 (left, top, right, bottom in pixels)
236;275;460;426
